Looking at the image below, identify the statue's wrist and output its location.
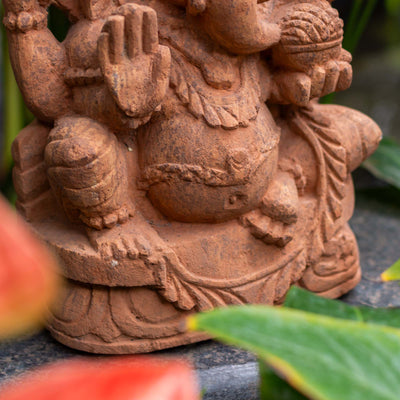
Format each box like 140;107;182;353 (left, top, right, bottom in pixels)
3;9;47;33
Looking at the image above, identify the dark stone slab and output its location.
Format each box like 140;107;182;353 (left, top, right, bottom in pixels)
342;190;400;308
0;190;399;400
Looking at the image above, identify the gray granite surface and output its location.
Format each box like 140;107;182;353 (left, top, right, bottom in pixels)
0;187;399;400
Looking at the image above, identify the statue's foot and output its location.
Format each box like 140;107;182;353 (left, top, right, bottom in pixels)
87;218;157;261
80;204;135;230
299;223;361;298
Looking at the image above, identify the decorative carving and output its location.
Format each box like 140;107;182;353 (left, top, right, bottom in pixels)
169;50;261;129
139;146;269;189
4;0;382;354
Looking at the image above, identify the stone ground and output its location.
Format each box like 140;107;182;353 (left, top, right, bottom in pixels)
0;186;399;400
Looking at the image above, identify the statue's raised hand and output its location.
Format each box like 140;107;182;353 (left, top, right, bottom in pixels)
269;2;352;106
98;4;171;119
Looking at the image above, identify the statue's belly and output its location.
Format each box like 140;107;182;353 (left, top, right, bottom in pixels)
138;104;280;222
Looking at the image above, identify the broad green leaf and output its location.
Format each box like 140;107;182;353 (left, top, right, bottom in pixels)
363;137;400;190
189;306;400;400
284;286;400;329
381;258;400;282
259;361;307;400
284;287;362;321
223;288;400;399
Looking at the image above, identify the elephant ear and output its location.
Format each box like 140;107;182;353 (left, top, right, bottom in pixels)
52;0;83;20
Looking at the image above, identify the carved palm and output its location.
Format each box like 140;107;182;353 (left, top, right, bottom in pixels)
98;4;171;119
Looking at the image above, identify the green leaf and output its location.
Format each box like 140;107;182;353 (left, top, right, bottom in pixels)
385;0;400;16
284;287;362;321
189;306;400;400
284;286;400;329
259;360;307;400
381;258;400;282
363;137;400;190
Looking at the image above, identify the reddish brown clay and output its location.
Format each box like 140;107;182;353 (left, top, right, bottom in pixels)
4;0;382;354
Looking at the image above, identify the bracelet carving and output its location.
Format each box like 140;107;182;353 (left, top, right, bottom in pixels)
3;10;47;32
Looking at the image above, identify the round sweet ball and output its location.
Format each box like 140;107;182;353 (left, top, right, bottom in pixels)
273;3;344;73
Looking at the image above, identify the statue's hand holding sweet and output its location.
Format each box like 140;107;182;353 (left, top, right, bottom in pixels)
307;49;353;98
270;49;352;106
98;4;171;119
269;2;352;106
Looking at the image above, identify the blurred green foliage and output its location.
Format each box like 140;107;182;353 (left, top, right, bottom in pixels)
385;0;400;17
343;0;379;54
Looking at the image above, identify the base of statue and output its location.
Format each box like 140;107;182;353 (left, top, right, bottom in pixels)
37;196;360;354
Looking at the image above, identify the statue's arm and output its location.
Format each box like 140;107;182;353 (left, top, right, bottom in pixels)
3;0;72;122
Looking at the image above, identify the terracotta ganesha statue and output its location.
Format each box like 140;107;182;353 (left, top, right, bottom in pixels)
4;0;381;353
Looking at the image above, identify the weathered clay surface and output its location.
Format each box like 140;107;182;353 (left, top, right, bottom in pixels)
4;0;382;354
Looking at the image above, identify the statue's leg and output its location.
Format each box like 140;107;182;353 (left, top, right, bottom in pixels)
45;116;134;230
